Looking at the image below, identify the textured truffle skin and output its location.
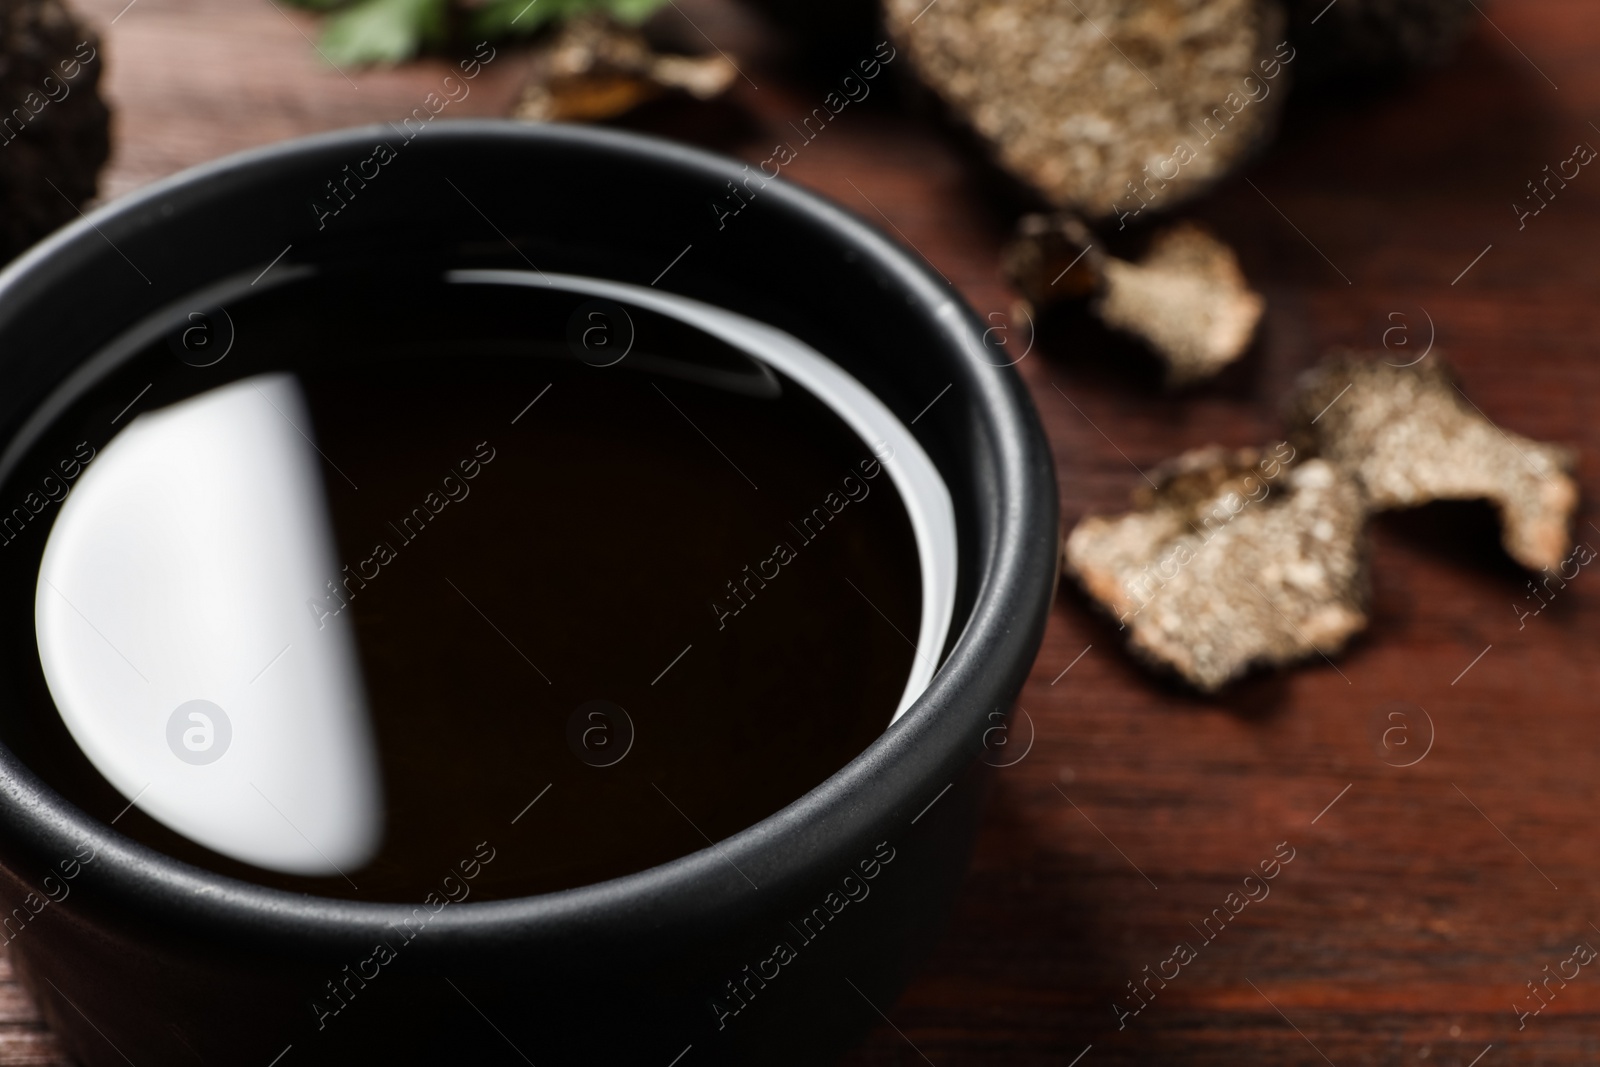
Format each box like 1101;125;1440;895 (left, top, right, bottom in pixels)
883;0;1290;219
1286;354;1578;571
0;0;111;264
1065;444;1369;692
1096;222;1264;386
1002;216;1264;385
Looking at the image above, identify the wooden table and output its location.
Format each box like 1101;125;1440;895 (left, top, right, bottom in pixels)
6;0;1600;1062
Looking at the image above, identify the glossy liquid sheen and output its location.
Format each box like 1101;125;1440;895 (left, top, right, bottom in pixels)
0;270;924;902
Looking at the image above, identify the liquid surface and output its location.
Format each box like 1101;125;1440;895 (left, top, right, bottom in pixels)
0;270;928;902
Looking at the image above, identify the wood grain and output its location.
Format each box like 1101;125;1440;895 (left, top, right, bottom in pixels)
7;0;1600;1063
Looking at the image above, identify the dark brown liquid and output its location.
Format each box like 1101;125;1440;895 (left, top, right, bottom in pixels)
0;270;923;902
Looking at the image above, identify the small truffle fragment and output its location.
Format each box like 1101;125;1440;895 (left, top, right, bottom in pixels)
1001;212;1103;307
514;14;737;124
1064;444;1368;691
882;0;1289;220
1003;216;1263;385
0;0;110;264
1286;354;1578;571
1097;222;1265;386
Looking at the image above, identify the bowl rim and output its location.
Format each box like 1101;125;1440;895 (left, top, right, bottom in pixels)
0;120;1058;948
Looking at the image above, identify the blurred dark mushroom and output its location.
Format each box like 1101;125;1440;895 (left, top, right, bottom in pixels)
1283;0;1476;87
0;0;110;264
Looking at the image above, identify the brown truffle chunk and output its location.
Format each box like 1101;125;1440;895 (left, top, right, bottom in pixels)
0;0;110;264
514;15;737;124
1001;212;1103;306
1003;216;1263;385
1097;222;1264;386
882;0;1289;220
1286;354;1578;571
1064;444;1368;691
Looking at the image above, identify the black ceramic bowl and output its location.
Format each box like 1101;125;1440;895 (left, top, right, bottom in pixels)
0;122;1056;1066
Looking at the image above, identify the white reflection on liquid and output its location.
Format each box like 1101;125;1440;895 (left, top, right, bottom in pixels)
34;373;383;876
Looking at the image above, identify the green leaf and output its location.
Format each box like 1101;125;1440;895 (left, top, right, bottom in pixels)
473;0;668;38
472;0;575;39
601;0;670;25
279;0;352;13
319;0;448;66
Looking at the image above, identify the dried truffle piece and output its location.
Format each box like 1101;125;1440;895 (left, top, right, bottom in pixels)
1064;444;1368;692
514;14;737;123
0;0;110;264
1001;212;1103;306
1284;0;1475;85
1286;354;1578;571
1002;216;1263;385
1097;222;1265;386
881;0;1289;220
